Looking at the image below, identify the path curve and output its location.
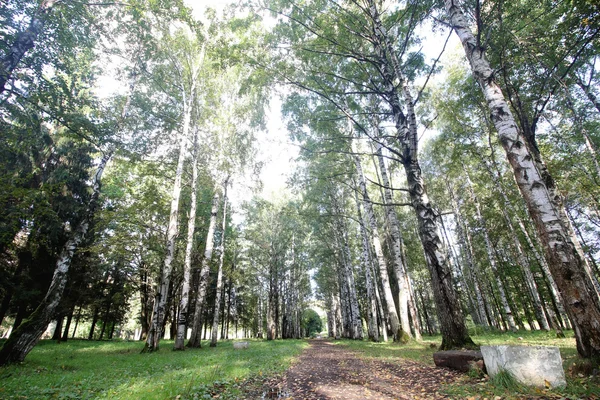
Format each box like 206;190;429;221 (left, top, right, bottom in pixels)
265;339;462;399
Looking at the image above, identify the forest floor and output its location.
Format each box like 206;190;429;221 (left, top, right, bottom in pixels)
247;338;462;399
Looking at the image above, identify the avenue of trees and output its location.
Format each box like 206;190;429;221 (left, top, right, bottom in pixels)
0;0;599;366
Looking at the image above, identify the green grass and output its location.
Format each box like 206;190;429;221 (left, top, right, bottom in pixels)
0;338;308;399
335;329;600;399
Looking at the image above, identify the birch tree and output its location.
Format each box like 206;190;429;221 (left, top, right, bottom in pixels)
445;0;600;358
144;28;202;353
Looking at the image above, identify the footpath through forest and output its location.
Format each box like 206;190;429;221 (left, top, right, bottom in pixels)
253;339;463;399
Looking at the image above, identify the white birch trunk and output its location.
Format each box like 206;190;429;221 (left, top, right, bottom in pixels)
446;0;600;357
187;190;220;347
173;133;200;350
145;122;189;352
353;153;402;340
354;189;380;341
210;178;229;347
0;149;111;365
479;156;550;330
368;0;473;349
375;143;412;339
0;0;56;94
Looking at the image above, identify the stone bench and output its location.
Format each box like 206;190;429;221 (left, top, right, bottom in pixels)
481;345;566;388
233;341;249;349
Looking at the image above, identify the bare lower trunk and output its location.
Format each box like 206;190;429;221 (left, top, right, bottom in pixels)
210;179;229;347
174;135;200;350
447;0;600;357
0;150;111;365
187;191;220;348
404;159;474;349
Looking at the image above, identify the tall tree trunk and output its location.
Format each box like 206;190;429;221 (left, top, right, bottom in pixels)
0;149;112;365
446;0;600;358
375;143;412;339
210;179;229;347
0;0;56;95
71;306;81;339
174;134;200;351
187;191;220;348
354;188;379;341
353;153;404;341
145;74;196;352
367;0;473;349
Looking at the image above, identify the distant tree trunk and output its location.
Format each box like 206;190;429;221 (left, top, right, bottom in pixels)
375;143;412;339
0;0;56;95
463;168;517;332
210;179;229;347
51;316;63;341
0;263;24;326
71;307;81;339
354;189;379;342
139;262;151;341
446;0;600;358
0;149;112;365
174;134;200;351
478;156;550;330
61;307;74;341
187;191;220;348
353;153;403;341
449;183;489;327
88;306;99;340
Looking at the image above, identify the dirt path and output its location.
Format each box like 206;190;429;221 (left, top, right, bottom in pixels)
261;339;463;399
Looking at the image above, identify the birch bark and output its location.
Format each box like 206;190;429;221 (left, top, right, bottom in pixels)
367;0;473;349
353;153;403;341
144;125;189;351
0;149;111;365
446;0;600;357
210;178;229;347
0;0;56;95
479;156;550;330
354;188;380;341
448;183;488;327
173;133;200;350
187;191;220;347
375;143;412;338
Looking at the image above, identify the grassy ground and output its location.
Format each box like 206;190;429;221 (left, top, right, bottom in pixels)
1;331;598;399
0;338;307;399
340;329;600;399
